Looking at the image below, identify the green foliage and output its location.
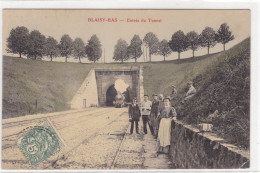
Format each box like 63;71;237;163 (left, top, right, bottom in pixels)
128;35;143;62
73;38;86;63
186;31;200;57
113;39;129;62
45;36;59;61
169;30;189;59
158;39;172;61
200;27;217;54
6;26;30;58
175;38;250;149
26;30;46;60
59;34;73;62
85;34;102;63
143;32;159;61
216;23;235;51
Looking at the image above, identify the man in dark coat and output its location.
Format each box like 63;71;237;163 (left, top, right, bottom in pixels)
129;98;141;134
150;94;160;137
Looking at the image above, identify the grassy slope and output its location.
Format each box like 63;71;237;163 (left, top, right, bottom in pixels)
142;52;221;97
174;38;250;149
3;57;93;118
3;52;220;119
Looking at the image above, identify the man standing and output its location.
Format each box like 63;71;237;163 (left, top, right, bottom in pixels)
150;94;159;136
141;95;154;135
128;98;141;134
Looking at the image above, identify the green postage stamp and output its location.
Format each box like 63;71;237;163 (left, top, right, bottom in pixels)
16;118;65;166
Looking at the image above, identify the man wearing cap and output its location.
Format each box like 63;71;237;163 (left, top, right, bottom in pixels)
141;95;154;135
128;98;141;134
150;94;159;137
184;81;196;101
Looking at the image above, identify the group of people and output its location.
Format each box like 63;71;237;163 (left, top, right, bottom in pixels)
128;81;197;156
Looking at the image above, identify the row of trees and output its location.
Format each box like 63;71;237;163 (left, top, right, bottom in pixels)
113;23;234;62
7;23;234;63
6;27;102;62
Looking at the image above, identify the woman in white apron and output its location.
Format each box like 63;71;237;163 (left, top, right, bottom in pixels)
156;97;177;155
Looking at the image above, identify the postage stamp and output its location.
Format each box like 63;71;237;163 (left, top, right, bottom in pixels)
16;119;65;166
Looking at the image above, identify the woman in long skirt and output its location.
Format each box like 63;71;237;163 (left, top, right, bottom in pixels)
156;97;177;155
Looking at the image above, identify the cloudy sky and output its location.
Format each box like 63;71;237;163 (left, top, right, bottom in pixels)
2;10;250;63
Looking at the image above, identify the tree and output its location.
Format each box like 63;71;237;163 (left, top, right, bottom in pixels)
158;39;172;61
186;31;200;57
169;30;189;59
127;35;143;62
45;36;59;62
216;23;234;51
113;39;129;63
143;32;159;62
85;35;102;63
200;27;217;54
26;30;46;60
6;26;30;58
73;38;85;63
59;34;73;63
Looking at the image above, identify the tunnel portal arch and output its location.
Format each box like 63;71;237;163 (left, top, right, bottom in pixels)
95;67;142;107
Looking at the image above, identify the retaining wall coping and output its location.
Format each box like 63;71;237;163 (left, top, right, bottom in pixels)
172;119;250;160
95;67;139;71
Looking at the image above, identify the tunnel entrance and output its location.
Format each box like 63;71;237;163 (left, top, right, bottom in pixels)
95;67;144;106
106;84;117;106
70;66;144;109
106;85;131;106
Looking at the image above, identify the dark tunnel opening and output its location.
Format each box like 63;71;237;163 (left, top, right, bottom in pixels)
106;85;131;106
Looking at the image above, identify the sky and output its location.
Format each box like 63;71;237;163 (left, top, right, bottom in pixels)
2;10;250;63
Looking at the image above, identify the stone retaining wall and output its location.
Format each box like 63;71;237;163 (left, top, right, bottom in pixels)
169;119;250;169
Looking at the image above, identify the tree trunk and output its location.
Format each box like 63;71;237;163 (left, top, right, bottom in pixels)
34;55;37;60
164;55;165;61
135;57;137;63
19;53;22;58
79;56;81;63
223;44;226;51
178;52;180;60
51;55;53;62
208;46;210;55
193;50;194;57
121;52;123;63
65;56;67;63
146;47;148;62
149;47;151;62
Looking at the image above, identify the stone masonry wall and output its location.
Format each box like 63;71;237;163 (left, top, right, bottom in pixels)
169;120;250;169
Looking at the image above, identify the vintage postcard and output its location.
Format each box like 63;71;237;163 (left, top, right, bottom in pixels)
1;8;252;170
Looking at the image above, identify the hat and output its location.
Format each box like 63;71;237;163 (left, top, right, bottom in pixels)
163;97;171;101
144;94;148;97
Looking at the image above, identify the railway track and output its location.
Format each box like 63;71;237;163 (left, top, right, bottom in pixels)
109;121;130;169
2;108;97;129
2;107;133;169
2;108;118;150
43;109;129;169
